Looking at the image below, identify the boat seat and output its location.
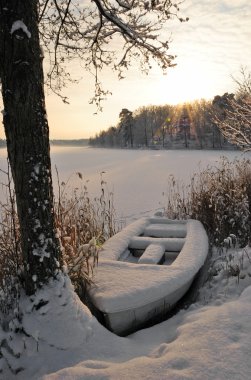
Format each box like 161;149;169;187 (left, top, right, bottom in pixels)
138;244;165;264
129;236;185;252
144;223;187;238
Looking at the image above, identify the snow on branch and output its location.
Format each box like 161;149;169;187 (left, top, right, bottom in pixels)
38;0;187;108
213;94;251;151
11;20;31;39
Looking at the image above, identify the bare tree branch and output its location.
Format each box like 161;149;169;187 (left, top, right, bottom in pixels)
38;0;50;23
38;0;187;108
213;92;251;151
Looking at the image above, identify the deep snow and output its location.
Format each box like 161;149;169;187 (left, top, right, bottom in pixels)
1;245;251;380
1;147;251;379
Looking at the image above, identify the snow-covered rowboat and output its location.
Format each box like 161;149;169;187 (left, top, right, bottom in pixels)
87;217;208;335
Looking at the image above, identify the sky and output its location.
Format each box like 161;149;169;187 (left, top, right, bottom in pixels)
1;0;251;140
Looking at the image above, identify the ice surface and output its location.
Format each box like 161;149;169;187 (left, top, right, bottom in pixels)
1;147;250;218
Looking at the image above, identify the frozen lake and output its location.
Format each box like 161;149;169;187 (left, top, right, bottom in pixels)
0;146;249;223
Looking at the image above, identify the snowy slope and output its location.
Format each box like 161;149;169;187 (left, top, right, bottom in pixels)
1;246;251;380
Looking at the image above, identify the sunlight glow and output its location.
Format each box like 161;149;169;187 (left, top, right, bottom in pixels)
154;61;219;105
1;1;251;140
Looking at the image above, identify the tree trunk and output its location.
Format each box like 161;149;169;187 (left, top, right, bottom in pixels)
0;1;62;294
212;124;215;149
144;126;148;147
184;129;188;148
129;121;133;148
162;129;165;148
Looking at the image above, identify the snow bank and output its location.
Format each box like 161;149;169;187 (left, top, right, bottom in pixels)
20;275;94;350
2;247;251;380
42;284;251;380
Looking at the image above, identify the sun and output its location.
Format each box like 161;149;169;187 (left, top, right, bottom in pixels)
155;61;217;105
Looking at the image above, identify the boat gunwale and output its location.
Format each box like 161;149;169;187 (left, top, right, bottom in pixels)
89;217;209;314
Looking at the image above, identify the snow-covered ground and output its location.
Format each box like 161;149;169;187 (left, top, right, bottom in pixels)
1;245;251;380
1;147;251;379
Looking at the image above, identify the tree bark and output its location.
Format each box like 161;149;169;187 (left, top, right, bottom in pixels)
0;0;62;294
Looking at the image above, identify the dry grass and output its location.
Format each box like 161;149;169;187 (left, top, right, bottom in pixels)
163;157;251;247
0;168;119;317
54;169;119;295
0;167;21;317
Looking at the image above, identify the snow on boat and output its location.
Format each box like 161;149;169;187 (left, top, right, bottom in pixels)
87;217;208;335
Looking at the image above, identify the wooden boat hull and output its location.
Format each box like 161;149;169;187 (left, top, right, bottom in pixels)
87;217;208;335
103;278;194;335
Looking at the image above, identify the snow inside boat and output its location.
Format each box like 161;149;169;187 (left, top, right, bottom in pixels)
87;217;208;335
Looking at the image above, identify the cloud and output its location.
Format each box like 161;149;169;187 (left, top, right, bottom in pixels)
168;0;251;77
2;0;250;138
48;0;251;137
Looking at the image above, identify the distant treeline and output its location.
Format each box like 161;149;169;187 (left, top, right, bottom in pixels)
0;139;6;147
89;99;236;150
50;139;89;146
0;139;89;148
